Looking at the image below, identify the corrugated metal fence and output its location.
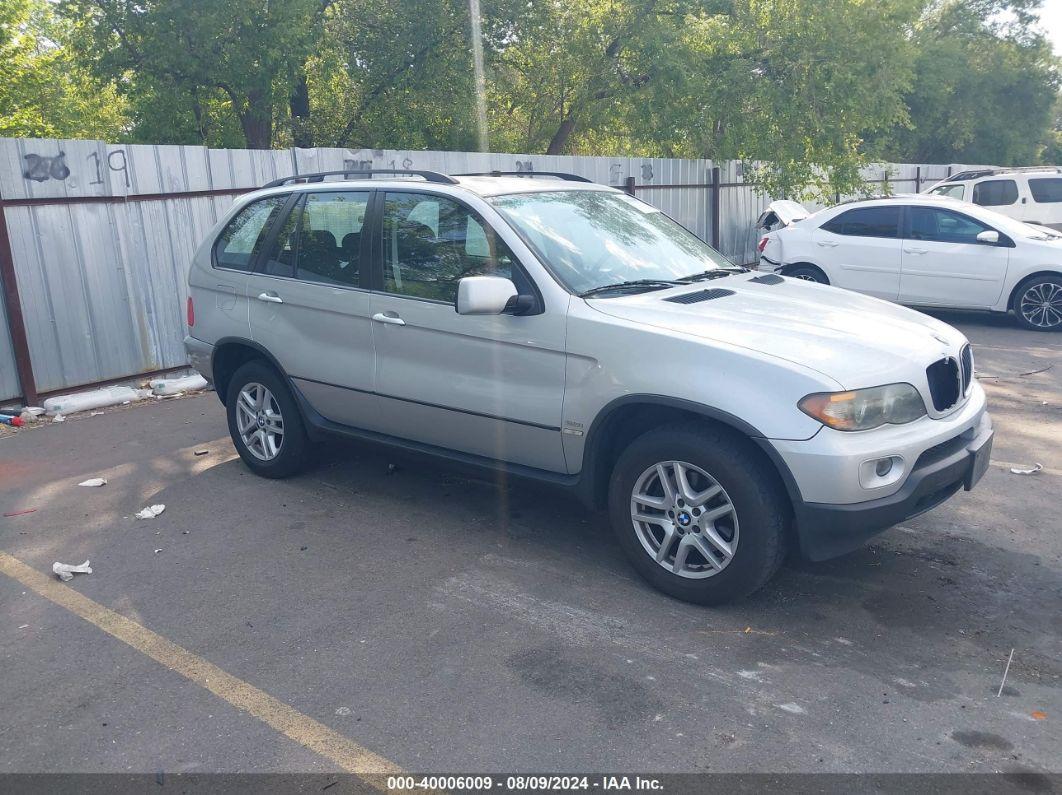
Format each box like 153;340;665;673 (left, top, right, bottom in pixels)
0;137;964;403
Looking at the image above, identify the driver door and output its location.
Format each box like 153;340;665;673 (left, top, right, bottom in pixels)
368;190;568;472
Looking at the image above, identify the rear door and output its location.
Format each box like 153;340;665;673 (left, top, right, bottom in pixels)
367;189;567;472
813;205;902;299
199;195;288;345
899;205;1010;308
1027;177;1062;230
971;178;1022;221
246;189;379;426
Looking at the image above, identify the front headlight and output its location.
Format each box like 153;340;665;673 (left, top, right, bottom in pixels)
798;383;926;431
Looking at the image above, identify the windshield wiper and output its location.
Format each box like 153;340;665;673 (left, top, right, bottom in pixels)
579;279;687;298
679;266;749;282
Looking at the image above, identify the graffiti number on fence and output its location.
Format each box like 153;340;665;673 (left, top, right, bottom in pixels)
641;163;654;182
22;152;71;183
87;150;131;188
515;160;533;173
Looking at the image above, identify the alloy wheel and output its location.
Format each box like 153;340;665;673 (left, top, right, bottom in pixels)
235;382;284;461
629;460;739;579
1019;282;1062;329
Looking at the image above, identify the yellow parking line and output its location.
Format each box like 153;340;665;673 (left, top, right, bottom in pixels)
0;550;402;782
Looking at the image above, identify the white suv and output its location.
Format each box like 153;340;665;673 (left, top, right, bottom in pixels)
185;170;993;605
926;167;1062;230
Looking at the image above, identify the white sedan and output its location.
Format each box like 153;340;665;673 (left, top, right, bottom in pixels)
757;194;1062;331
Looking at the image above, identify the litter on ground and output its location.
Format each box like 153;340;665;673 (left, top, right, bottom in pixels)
78;478;107;487
52;560;92;582
1010;463;1044;475
3;508;36;517
135;504;166;519
43;386;141;417
150;374;208;396
193;449;209;456
52;415;65;423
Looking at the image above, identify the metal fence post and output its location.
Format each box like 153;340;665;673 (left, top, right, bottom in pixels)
915;165;921;193
624;176;636;196
0;201;38;407
710;166;721;249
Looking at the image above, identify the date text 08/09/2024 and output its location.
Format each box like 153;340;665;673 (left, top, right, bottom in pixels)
386;776;664;791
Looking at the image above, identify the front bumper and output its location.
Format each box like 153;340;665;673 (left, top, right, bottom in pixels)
789;410;993;560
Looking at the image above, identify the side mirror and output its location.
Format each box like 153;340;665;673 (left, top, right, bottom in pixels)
456;276;519;315
976;230;1000;245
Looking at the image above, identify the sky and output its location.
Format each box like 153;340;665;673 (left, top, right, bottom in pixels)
1040;1;1062;55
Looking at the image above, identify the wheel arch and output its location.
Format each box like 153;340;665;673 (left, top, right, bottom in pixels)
211;337;288;405
578;395;802;513
780;261;829;282
1008;269;1062;312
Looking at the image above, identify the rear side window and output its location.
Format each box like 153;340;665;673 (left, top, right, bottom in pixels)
928;184;965;200
213;196;285;271
972;179;1018;207
260;191;371;286
908;207;992;244
821;206;900;238
1029;178;1062;203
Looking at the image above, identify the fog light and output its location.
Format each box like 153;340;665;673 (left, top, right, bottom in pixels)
875;457;894;477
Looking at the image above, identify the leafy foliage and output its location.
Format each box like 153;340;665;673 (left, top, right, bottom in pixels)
0;0;126;139
3;0;1058;190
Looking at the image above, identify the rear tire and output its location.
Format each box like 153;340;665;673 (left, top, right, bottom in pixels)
226;360;310;478
607;424;789;605
785;264;829;284
1013;274;1062;331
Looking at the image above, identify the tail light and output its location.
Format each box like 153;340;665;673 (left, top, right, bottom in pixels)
757;235;769;253
186;296;195;328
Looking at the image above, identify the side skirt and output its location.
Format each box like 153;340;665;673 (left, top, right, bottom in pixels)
289;381;587;499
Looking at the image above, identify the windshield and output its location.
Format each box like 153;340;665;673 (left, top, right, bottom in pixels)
489;190;734;295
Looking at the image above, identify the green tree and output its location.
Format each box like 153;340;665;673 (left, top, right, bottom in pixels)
0;0;126;139
64;0;328;148
870;0;1060;165
313;0;480;150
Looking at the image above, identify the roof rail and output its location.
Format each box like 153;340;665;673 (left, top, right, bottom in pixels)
946;166;1062;182
455;171;593;183
262;169;458;188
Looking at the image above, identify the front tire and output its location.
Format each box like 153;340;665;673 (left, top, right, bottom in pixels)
785;264;829;284
1013;275;1062;331
226;361;310;478
608;424;789;605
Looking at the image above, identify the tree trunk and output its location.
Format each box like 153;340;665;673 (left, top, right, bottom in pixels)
289;73;313;148
546;115;577;155
239;89;273;149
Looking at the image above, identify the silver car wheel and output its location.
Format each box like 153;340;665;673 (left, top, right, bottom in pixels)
1019;282;1062;329
235;382;284;461
630;460;739;579
794;274;818;282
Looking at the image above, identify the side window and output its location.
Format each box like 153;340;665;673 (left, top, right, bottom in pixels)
821;206;900;238
381;192;515;303
928;184;965;200
213;196;285;271
909;207;991;244
296;192;369;287
1029;178;1062;203
972;179;1018;207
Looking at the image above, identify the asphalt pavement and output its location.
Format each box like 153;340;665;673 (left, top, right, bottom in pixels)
0;310;1058;779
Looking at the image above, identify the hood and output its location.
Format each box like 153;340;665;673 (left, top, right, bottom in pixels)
756;200;810;229
586;274;968;390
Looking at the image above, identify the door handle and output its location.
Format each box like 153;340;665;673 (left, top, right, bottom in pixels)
372;311;406;326
257;292;284;304
817;241;838;248
903;247;928;255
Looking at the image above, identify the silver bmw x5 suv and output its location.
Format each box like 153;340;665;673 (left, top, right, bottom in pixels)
184;169;993;604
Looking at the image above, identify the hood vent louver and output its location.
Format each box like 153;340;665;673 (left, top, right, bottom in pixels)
665;288;735;304
748;274;784;285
